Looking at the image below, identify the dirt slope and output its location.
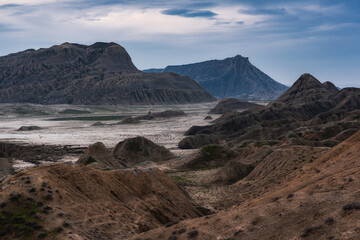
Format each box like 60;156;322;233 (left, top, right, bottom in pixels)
0;164;202;239
133;130;360;240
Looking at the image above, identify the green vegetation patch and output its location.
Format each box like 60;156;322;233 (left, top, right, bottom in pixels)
58;109;91;114
0;194;43;239
48;115;128;121
14;107;49;116
200;144;225;162
238;140;254;148
85;156;97;165
287;132;298;139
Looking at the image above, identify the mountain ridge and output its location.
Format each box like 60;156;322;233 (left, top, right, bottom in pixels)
144;55;288;100
0;42;215;105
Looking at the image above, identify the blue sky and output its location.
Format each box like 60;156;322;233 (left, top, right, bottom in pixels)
0;0;359;87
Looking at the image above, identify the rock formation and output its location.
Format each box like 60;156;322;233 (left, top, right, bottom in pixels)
179;74;360;149
134;110;186;120
144;55;288;100
17;126;42;131
209;98;262;114
0;158;14;180
77;142;127;169
0;42;215;104
112;137;174;164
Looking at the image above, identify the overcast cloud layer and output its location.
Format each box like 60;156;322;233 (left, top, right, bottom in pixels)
0;0;359;87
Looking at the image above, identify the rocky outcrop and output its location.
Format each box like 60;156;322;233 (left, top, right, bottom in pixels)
112;137;174;164
144;55;288;100
179;74;360;149
17;126;42;131
77;142;127;169
0;142;85;163
177;144;237;169
134;110;186;120
0;158;14;180
209;98;262;114
209;160;254;185
118;117;140;124
0;42;215;105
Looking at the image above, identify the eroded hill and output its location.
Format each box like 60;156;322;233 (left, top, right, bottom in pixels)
0;42;215;105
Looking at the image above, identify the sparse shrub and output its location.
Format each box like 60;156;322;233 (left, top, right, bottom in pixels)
45;194;53;201
287;193;294;199
200;145;224;161
342;202;360;211
9;193;22;202
195;206;213;215
0;196;44;238
287;132;297;139
0;202;6;209
300;225;322;238
37;232;46;239
177;228;186;234
168;235;177;240
233;229;244;236
165;221;179;228
29;188;36;193
239;140;253;148
85;156;97;165
187;229;198;238
325;217;335;225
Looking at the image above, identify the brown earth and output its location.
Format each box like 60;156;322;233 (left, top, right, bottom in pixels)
132;130;360;240
0;164;202;240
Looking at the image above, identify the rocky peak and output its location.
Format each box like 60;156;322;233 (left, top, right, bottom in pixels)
292;73;322;89
276;73;337;104
322;81;339;92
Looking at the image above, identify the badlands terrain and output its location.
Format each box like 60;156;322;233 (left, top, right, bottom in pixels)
0;74;359;240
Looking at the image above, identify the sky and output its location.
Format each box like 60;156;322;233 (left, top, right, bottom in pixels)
0;0;359;87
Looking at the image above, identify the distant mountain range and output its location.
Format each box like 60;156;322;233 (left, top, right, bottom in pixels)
0;42;215;105
144;55;288;100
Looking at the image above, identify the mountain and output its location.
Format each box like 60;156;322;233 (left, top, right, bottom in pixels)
143;55;288;100
178;73;360;149
0;42;215;105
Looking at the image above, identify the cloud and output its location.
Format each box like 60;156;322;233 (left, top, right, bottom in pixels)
0;0;359;88
161;8;217;18
241;8;287;16
0;4;22;9
0;23;19;32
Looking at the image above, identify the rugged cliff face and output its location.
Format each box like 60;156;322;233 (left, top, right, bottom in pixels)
144;55;288;100
0;42;215;104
